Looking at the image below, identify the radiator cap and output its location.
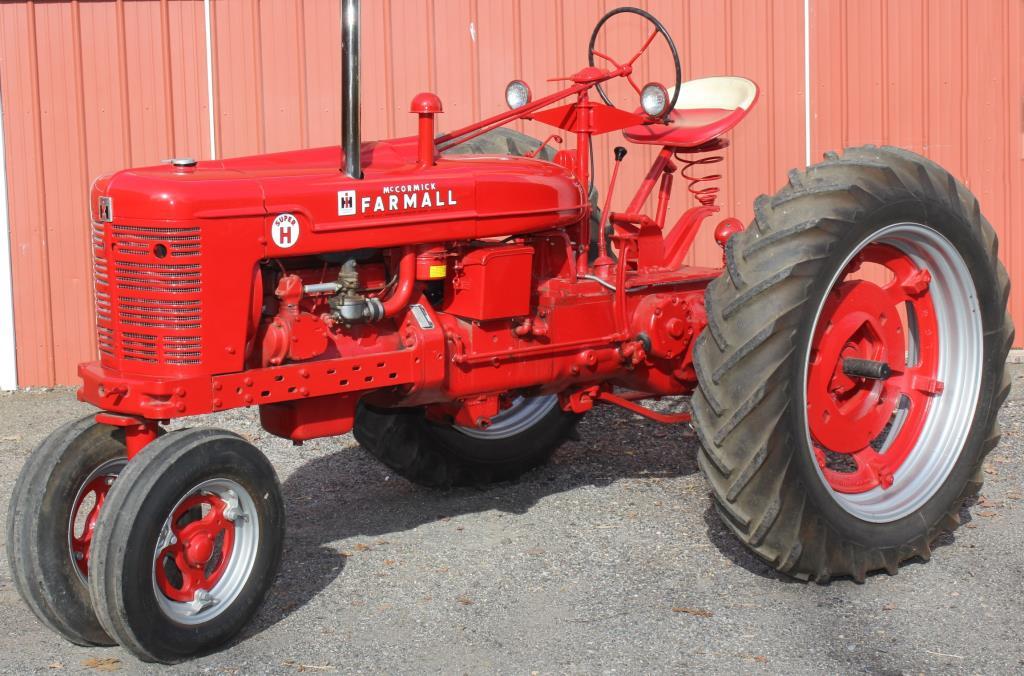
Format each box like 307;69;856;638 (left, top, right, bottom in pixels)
168;157;198;168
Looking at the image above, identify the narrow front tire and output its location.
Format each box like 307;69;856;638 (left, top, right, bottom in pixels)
88;428;285;663
6;415;126;646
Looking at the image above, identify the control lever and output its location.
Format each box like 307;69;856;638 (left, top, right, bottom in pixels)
593;146;628;268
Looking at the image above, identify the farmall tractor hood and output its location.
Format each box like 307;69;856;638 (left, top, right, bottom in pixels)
91;136;586;250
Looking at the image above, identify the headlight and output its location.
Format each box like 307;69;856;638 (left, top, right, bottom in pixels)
640;82;669;117
505;80;532;110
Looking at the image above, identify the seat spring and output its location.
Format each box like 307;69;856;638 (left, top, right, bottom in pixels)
677;151;723;207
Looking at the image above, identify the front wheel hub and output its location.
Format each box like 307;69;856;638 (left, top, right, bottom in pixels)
153;479;259;622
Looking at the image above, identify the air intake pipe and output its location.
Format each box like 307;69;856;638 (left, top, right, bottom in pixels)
341;0;361;178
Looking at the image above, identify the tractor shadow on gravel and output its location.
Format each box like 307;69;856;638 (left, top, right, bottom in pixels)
240;404;702;639
236;400;982;643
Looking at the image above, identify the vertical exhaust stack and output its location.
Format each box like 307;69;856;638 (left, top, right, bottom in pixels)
341;0;361;178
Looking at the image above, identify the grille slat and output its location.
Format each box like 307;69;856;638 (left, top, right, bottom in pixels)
93;221;204;366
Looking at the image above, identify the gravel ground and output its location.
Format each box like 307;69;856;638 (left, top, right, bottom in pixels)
0;369;1022;675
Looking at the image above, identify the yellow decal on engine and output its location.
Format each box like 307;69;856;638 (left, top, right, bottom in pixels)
428;264;447;279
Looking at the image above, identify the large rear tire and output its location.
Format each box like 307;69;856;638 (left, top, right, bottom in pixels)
692;145;1012;582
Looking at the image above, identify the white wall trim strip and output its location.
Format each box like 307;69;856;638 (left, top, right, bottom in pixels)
203;0;218;160
0;82;18;389
803;0;812;167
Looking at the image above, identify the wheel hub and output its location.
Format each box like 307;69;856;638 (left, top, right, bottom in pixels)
807;279;903;454
184;532;215;567
154;493;236;603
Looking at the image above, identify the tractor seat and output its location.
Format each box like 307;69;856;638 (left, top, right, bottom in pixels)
622;76;758;148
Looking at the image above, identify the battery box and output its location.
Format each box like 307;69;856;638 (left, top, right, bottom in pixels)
443;244;534;320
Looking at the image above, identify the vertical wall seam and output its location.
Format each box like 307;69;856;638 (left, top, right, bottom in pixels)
803;0;811;166
839;0;848;148
724;0;734;209
554;0;565;93
880;1;888;141
511;0;522;133
1002;0;1011;265
382;0;395;138
922;0;929;154
26;0;55;384
0;58;18;389
959;0;967;177
469;0;481;123
203;0;217;159
766;0;776;181
294;0;309;148
252;1;266;154
160;0;176;155
208;0;222;159
70;0;97;361
115;0;133;164
425;0;436;91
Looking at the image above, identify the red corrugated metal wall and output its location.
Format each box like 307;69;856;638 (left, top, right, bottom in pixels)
810;0;1024;337
0;0;212;386
0;0;1019;386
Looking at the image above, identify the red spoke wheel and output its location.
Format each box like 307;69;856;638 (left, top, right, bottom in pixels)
153;493;237;605
69;458;125;581
6;416;129;646
88;429;283;663
693;146;1012;582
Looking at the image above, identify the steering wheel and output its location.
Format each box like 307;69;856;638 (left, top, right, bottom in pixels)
588;7;682;121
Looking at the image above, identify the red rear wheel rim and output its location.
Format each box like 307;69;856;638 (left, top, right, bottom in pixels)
807;243;942;494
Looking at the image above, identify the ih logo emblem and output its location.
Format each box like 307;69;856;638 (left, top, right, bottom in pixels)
271;213;300;248
338;190;356;216
98;196;113;223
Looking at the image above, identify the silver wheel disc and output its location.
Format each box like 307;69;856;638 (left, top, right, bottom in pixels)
453;395;559;440
801;222;983;523
152;478;260;625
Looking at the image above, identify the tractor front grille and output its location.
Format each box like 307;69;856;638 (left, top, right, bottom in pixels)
93;221;204;367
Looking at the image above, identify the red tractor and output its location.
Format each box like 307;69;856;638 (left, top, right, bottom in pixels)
7;3;1011;663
